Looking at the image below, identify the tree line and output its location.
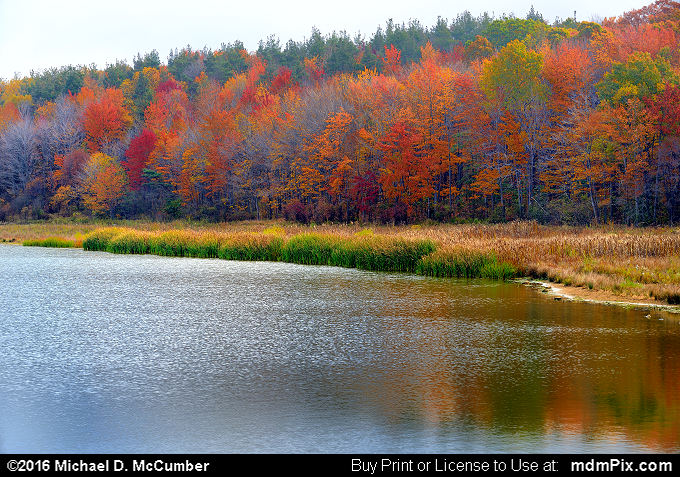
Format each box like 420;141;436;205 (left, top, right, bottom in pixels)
1;1;679;225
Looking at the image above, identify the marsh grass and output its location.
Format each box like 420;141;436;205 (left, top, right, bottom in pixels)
281;233;435;272
107;230;153;254
23;236;80;248
218;233;284;261
416;249;516;280
82;227;129;251
81;227;438;274
9;219;680;304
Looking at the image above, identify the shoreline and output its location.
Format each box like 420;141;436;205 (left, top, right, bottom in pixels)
7;239;680;315
518;279;680;314
4;221;680;311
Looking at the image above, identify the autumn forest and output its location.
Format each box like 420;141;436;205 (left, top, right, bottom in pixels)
1;1;680;226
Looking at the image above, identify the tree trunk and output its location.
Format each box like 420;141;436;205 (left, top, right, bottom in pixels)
588;178;599;225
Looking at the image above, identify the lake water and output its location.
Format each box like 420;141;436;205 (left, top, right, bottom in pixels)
1;245;678;453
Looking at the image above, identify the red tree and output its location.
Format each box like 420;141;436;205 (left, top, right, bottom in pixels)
271;67;293;94
124;129;157;190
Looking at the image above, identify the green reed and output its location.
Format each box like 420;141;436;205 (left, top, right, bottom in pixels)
416;249;517;280
79;227;516;281
23;236;77;248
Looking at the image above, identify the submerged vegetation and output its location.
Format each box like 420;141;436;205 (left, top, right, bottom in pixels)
8;219;680;305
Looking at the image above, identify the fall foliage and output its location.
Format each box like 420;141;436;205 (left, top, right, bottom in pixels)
1;1;680;224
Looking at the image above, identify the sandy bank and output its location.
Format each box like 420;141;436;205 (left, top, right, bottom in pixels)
519;279;680;315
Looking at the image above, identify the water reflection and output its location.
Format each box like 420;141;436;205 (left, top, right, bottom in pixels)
0;245;678;453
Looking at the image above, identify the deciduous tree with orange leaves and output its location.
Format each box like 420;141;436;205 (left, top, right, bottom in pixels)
80;152;128;216
82;88;132;153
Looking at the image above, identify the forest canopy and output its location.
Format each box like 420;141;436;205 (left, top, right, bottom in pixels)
1;1;680;225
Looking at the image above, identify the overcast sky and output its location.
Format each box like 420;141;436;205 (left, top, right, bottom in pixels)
0;0;650;80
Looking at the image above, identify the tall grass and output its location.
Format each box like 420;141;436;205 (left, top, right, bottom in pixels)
416;248;516;280
107;230;153;254
280;233;436;272
149;230;219;258
81;227;440;275
218;233;284;261
82;227;128;251
23;236;80;248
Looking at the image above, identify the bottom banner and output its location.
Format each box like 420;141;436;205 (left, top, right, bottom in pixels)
1;454;677;474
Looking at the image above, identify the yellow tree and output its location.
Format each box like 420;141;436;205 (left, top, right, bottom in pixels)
0;78;33;108
80;152;128;216
480;39;547;217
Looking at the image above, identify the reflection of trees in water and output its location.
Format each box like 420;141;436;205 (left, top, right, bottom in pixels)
357;279;680;451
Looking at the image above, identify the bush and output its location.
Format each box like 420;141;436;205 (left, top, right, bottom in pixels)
283;199;308;223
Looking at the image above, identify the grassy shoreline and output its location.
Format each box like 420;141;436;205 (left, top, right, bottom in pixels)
79;226;512;279
4;219;680;305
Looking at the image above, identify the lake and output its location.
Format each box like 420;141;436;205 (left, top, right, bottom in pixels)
0;245;678;453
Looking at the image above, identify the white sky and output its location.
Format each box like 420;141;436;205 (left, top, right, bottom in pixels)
0;0;650;80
